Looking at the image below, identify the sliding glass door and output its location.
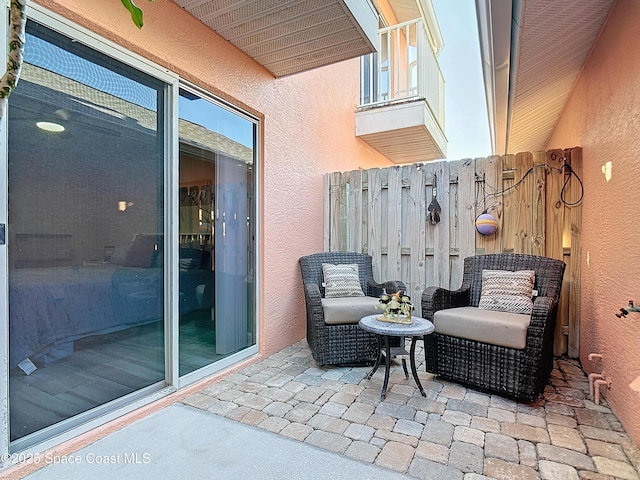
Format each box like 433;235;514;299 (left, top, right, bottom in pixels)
2;7;259;453
7;21;167;446
178;88;256;377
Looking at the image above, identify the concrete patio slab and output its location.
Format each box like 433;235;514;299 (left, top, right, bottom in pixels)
22;403;408;480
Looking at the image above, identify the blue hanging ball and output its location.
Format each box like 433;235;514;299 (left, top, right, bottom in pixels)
475;213;498;235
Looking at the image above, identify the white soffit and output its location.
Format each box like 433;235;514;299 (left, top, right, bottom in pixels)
385;0;444;55
387;0;421;24
173;0;379;77
507;0;614;154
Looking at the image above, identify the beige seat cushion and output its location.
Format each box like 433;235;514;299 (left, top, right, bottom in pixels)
433;306;531;349
321;296;379;325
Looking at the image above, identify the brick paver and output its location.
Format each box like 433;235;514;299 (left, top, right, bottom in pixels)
342;402;374;423
344;422;375;442
537;443;595;470
344;440;380;463
279;422;313;441
178;341;640;480
394;418;424;438
484;457;539;480
376;441;415;472
307;413;349;434
304;430;351;453
485;432;519;462
518;439;538;468
415;440;450;464
422;419;455;446
538;459;580;480
592;456;639;480
257;415;289;433
448;441;484;473
502;421;551;443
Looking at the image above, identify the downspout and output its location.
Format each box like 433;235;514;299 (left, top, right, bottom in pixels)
474;0;514;156
475;0;498;154
505;0;522;155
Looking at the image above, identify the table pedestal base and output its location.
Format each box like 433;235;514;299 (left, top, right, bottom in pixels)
365;335;427;400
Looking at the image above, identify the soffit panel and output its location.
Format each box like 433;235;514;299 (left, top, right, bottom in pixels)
173;0;378;77
359;129;444;163
507;0;614;153
387;0;420;23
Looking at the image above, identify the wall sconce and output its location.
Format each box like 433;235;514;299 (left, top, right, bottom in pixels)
118;201;134;212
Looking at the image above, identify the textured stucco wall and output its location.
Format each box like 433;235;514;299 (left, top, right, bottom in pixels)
34;0;392;356
546;0;640;445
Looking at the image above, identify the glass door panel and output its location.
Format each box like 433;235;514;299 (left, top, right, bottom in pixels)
8;22;166;444
178;88;256;376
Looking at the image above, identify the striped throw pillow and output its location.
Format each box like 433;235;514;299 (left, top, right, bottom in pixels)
322;263;365;298
478;269;535;314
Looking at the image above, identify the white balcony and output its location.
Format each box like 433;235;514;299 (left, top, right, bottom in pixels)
356;18;447;163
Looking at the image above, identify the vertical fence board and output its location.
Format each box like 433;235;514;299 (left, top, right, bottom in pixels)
567;148;582;358
546;150;568;355
367;168;382;277
488;155;504;253
400;165;412;287
323;173;331;251
532;152;546;256
457;158;476;264
448;160;459;257
501;154;517;252
423;162;437;288
361;169;370;254
514;152;534;254
487;156;504;254
339;171;350;252
380;168;389;279
386;167;402;280
343;170;353;252
434;161;450;288
476;155;503;254
544;152;565;259
327;172;343;251
408;164;427;299
324;148;582;357
448;160;462;289
347;169;363;253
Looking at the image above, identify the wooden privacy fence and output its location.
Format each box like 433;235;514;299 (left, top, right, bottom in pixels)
324;147;582;357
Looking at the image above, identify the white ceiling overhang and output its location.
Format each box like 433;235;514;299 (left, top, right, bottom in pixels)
475;0;615;155
381;0;444;55
173;0;379;77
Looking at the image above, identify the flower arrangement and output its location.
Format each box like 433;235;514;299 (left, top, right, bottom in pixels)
376;289;414;324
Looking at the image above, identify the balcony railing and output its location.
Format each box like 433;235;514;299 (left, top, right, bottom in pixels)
359;18;445;130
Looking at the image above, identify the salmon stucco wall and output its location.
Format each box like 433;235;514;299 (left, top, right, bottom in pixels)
34;0;393;356
546;0;640;446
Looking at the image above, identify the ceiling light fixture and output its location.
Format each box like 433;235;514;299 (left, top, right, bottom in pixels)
36;121;65;132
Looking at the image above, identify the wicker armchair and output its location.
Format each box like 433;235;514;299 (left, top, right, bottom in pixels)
421;253;565;402
299;252;406;366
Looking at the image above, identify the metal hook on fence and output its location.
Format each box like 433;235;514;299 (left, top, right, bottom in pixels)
427;173;441;224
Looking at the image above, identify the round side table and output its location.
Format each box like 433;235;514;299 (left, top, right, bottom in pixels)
358;315;435;400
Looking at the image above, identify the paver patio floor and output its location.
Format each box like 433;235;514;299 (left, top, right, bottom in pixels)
182;340;640;479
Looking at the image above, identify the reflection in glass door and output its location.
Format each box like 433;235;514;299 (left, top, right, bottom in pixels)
7;22;166;446
178;88;256;376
